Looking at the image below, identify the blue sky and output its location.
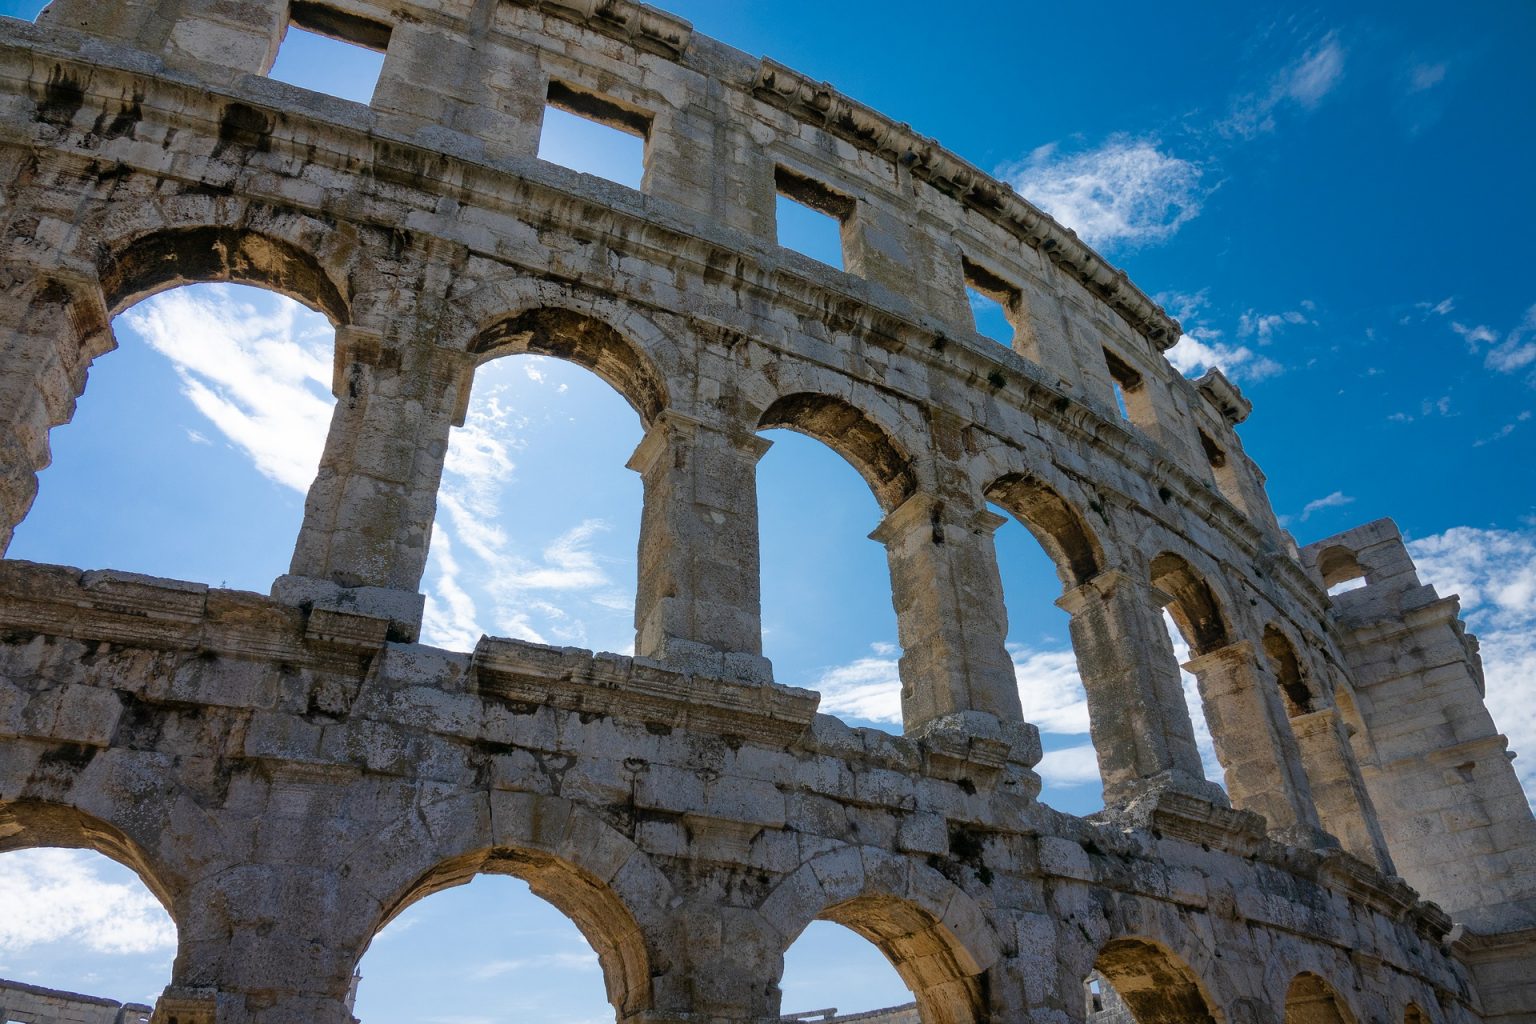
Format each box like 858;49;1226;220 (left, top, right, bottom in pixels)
2;0;1535;1019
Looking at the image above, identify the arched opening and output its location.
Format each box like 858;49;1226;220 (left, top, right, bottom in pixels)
1090;938;1222;1024
357;846;655;1023
1150;554;1229;787
985;473;1104;813
0;803;177;1014
7;279;338;592
1316;545;1367;597
1283;973;1356;1024
1262;626;1316;718
353;873;613;1023
1403;1003;1429;1024
780;897;987;1024
779;921;913;1022
756;393;913;730
426;310;659;653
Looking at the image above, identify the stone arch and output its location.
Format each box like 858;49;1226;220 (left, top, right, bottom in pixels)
1315;545;1366;591
1091;936;1224;1024
469;305;669;427
761;847;1000;1024
96;225;350;324
351;792;674;1021
1262;624;1317;717
983;471;1104;588
1283;972;1357;1024
0;797;180;923
1149;550;1232;657
757;392;917;511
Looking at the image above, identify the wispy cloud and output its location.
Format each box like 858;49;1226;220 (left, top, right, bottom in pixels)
467;951;599;980
1299;490;1354;521
0;849;175;955
1408;62;1447;93
1220;32;1347;139
999;136;1205;251
1160;291;1284;383
122;284;335;493
1238;306;1314;344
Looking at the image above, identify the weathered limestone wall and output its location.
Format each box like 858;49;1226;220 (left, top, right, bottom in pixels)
0;978;152;1024
0;0;1529;1021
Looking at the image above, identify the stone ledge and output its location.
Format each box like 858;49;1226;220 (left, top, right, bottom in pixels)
470;635;820;745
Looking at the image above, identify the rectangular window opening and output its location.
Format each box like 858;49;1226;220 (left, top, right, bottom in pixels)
961;256;1020;348
1103;347;1144;423
267;3;390;105
1198;429;1226;468
775;166;852;271
538;81;650;191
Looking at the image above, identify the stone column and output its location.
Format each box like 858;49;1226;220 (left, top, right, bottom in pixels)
0;269;112;555
627;410;773;683
1289;707;1394;869
1181;640;1322;834
871;493;1023;731
277;328;459;640
1056;570;1225;807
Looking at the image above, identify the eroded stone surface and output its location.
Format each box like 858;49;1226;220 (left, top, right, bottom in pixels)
0;1;1532;1021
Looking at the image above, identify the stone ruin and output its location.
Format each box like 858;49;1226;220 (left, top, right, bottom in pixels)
0;1;1533;1022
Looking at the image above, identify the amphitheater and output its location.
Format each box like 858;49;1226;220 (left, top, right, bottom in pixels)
0;1;1533;1022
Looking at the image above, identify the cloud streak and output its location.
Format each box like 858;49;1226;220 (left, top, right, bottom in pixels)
999;136;1205;251
1220;32;1347;138
122;285;335;494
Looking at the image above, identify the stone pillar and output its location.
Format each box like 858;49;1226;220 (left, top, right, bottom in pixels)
1305;519;1536;932
1056;570;1226;808
277;328;456;640
1180;640;1322;835
871;493;1023;731
0;269;112;555
627;411;773;683
1288;707;1394;869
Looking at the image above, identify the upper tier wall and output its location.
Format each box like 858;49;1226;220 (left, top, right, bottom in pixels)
30;0;1277;543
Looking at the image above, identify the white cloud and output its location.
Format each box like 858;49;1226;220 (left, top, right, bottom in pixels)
812;648;904;724
420;526;489;651
999;136;1204;250
1406;527;1536;804
1160;291;1285;383
1299;490;1354;521
504;521;611;591
0;849;176;956
1450;306;1536;374
1012;646;1089;734
1238;309;1312;343
1165;331;1283;383
122;284;335;493
1037;743;1102;787
1221;33;1347;138
1409;62;1447;92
